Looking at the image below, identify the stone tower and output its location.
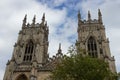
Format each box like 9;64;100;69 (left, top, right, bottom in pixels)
3;14;51;80
3;10;116;80
76;9;116;73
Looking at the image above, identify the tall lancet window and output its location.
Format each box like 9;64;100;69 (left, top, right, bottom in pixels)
87;37;98;58
23;40;34;62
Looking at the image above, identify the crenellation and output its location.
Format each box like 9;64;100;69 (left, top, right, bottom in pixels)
81;19;99;24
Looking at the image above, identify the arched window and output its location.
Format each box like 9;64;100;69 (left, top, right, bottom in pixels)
16;74;28;80
87;37;98;58
23;40;34;62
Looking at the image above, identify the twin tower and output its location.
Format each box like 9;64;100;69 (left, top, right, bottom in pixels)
3;9;116;80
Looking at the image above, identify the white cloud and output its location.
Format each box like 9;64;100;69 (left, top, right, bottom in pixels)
53;0;66;7
49;18;77;57
0;0;67;79
1;0;120;79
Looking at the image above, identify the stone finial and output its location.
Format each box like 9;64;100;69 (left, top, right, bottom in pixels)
88;10;91;21
32;15;36;26
58;43;62;54
22;14;27;28
42;13;45;23
59;43;61;50
98;9;102;16
98;9;103;24
78;10;81;20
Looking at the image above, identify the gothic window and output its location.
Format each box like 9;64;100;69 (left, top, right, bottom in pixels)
16;74;27;80
23;40;34;62
87;37;98;58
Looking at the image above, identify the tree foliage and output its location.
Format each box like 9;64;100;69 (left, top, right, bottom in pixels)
51;45;116;80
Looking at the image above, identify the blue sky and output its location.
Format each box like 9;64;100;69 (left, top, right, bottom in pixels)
0;0;120;79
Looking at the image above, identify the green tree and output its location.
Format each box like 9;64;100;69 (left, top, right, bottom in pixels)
51;45;116;80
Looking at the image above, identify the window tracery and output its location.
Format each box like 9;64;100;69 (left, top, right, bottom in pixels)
87;37;98;58
23;40;34;62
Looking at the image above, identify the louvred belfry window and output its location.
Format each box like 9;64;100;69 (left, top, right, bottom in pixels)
23;40;34;62
87;37;98;58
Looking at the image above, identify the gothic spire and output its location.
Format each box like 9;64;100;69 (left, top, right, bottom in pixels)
32;15;36;26
42;13;45;23
98;9;103;24
22;14;27;28
24;14;27;22
98;9;102;16
59;43;61;50
78;10;81;20
58;43;62;53
88;10;91;21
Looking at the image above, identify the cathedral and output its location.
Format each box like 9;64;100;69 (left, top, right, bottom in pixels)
3;9;116;80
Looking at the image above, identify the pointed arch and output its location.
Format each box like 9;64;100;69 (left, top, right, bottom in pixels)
84;32;98;43
87;36;98;58
16;74;28;80
23;39;34;62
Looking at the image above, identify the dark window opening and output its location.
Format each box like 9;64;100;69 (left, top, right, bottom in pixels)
23;40;34;62
87;37;98;58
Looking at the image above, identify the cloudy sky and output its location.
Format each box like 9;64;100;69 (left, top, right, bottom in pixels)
0;0;120;79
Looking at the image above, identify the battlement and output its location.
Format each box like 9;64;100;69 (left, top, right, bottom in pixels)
81;19;99;24
78;9;103;25
22;13;49;30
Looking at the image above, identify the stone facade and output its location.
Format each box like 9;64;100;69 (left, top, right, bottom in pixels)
3;9;116;80
3;14;63;80
76;9;116;73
